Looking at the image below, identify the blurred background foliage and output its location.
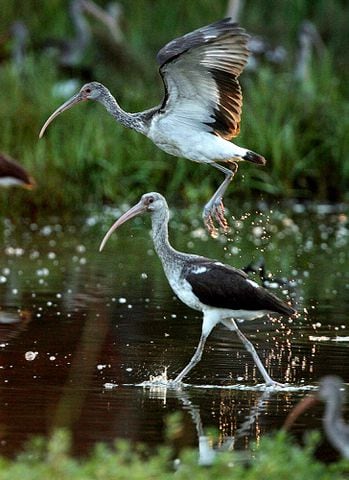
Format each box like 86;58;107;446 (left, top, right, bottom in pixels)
0;0;348;214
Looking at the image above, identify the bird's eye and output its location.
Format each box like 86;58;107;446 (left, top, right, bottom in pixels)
147;197;154;204
85;88;91;94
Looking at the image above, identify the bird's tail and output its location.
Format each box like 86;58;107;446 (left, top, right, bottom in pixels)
243;150;266;165
265;291;297;317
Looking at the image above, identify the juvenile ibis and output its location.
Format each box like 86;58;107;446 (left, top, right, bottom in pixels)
99;192;295;386
284;376;349;459
39;18;266;237
0;153;35;189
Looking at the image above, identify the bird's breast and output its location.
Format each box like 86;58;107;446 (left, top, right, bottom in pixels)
147;115;206;160
166;274;203;312
147;121;186;157
147;115;245;163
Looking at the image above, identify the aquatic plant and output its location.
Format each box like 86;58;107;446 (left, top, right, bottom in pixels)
0;428;347;479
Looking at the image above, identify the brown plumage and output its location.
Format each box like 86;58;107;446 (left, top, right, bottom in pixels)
0;153;35;189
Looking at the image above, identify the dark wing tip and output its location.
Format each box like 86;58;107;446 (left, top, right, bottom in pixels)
157;18;249;67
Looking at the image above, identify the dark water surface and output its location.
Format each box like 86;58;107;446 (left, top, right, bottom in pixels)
0;202;348;459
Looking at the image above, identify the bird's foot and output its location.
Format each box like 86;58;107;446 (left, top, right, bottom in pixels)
203;199;230;238
204;214;219;239
265;380;287;389
166;378;185;390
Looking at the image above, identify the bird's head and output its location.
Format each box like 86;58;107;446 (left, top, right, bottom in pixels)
99;192;167;251
78;82;106;101
39;81;108;138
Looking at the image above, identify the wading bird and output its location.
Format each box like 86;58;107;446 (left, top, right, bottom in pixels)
99;192;295;386
284;376;349;459
39;18;266;237
0;153;35;189
44;0;91;68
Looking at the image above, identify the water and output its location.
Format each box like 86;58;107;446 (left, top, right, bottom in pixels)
0;202;348;459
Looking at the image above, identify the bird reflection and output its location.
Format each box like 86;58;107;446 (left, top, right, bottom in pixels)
143;384;270;466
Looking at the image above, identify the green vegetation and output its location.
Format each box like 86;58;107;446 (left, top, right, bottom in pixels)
0;429;347;479
1;0;348;214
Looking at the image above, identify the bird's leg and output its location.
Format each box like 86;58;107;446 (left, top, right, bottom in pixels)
235;326;285;387
172;331;209;384
222;319;285;387
203;161;239;238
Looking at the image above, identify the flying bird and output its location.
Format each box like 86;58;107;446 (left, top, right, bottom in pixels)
99;192;295;387
39;18;265;237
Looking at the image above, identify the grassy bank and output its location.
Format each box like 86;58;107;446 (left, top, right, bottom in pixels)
0;429;347;480
0;0;348;214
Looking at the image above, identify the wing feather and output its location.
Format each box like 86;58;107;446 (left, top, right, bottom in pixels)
157;19;250;139
185;261;295;315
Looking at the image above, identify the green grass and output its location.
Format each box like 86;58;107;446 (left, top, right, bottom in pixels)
0;0;348;214
0;428;347;479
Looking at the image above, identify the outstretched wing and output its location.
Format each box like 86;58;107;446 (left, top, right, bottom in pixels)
156;18;250;140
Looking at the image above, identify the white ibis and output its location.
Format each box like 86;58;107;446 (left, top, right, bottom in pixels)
284;376;349;459
9;21;29;72
225;1;287;70
99;192;295;387
0;153;35;189
39;18;266;237
295;21;324;84
81;0;124;45
44;0;91;67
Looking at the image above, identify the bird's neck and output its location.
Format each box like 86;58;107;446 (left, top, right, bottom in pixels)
324;393;345;427
323;396;349;457
151;212;177;265
99;90;148;135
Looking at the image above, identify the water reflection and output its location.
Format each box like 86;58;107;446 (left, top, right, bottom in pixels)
0;203;347;459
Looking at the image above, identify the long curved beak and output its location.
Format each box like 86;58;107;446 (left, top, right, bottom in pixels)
39;92;84;138
99;200;146;252
283;395;319;430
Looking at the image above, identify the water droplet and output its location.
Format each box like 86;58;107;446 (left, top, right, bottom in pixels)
104;382;117;389
36;268;49;277
25;351;38;361
41;226;52;236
